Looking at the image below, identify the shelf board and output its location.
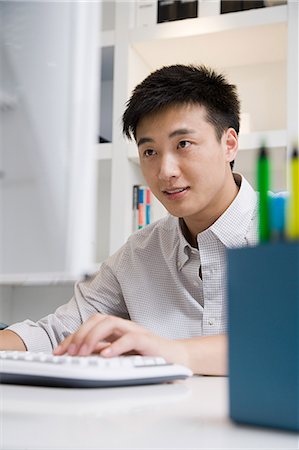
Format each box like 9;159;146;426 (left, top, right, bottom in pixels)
99;30;115;48
127;129;287;164
0;263;104;286
130;5;287;70
0;273;80;286
94;143;112;160
127;143;139;164
238;129;287;150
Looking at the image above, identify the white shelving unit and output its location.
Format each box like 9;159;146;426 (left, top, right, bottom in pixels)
97;1;297;260
130;6;287;69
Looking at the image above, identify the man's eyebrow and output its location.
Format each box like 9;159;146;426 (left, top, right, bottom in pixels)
169;128;196;138
137;129;196;147
137;137;154;147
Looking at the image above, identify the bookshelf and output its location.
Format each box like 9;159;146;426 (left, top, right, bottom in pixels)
96;1;296;260
130;6;287;69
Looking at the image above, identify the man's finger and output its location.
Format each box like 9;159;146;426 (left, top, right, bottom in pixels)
76;316;136;355
54;313;106;355
53;334;73;355
100;332;156;358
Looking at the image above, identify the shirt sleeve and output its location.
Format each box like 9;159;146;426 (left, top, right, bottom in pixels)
7;248;130;352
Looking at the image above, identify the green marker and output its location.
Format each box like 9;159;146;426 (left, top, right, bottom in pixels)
257;143;270;243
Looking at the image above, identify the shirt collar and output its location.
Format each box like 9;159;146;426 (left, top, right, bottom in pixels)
208;173;258;248
176;219;194;271
175;173;257;270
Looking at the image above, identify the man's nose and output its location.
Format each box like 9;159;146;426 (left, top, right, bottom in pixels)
158;154;181;180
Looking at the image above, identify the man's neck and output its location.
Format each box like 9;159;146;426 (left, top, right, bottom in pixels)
179;218;198;248
181;176;240;245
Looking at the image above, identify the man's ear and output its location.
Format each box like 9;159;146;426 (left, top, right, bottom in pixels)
223;128;238;164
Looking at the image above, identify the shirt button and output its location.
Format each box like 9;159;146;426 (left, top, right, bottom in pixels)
208;318;215;326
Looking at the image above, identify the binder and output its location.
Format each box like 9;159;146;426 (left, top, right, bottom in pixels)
157;0;198;23
157;0;179;23
220;0;243;13
242;0;264;10
221;0;264;14
178;0;198;20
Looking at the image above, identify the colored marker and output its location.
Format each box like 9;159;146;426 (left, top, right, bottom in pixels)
270;193;287;241
287;147;299;239
257;143;270;243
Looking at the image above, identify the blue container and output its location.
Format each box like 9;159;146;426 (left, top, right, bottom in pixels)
227;241;299;431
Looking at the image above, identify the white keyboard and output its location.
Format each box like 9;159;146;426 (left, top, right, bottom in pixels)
0;351;192;388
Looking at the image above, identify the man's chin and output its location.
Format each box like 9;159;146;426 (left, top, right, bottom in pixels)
162;205;194;219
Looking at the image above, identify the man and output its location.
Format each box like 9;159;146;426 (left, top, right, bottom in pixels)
0;65;257;375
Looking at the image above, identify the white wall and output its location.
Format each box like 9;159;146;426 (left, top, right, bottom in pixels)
226;62;287;132
0;7;3;272
0;1;100;275
0;283;75;325
0;2;71;273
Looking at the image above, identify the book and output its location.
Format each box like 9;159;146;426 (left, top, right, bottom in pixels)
132;185;139;232
157;0;179;23
135;1;157;27
138;186;146;229
220;0;243;14
242;0;264;11
221;0;264;14
157;0;198;23
132;185;152;231
145;187;151;226
178;0;198;20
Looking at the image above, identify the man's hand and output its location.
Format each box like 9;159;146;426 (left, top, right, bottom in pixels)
54;313;189;367
54;313;228;375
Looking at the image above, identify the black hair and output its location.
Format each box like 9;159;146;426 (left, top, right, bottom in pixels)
122;64;240;170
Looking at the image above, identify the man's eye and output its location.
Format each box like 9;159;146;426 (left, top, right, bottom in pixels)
144;149;156;157
178;140;191;149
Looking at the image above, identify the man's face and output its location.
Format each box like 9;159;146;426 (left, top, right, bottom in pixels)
136;103;238;234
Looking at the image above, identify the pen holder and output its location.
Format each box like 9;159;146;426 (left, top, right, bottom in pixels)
227;241;299;431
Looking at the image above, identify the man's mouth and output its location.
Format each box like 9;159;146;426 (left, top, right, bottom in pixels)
162;187;190;198
163;187;189;193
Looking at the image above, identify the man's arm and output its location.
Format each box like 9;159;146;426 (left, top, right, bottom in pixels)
0;330;27;351
179;334;227;376
0;254;130;353
54;314;228;376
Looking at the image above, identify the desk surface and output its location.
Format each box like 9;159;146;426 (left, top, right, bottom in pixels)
1;376;298;449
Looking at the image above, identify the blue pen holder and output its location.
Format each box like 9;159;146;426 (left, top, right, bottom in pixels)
228;241;299;431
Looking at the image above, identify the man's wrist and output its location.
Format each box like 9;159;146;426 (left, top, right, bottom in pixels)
178;334;228;376
0;330;27;351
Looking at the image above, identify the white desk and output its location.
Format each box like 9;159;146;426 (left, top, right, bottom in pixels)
0;376;298;449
